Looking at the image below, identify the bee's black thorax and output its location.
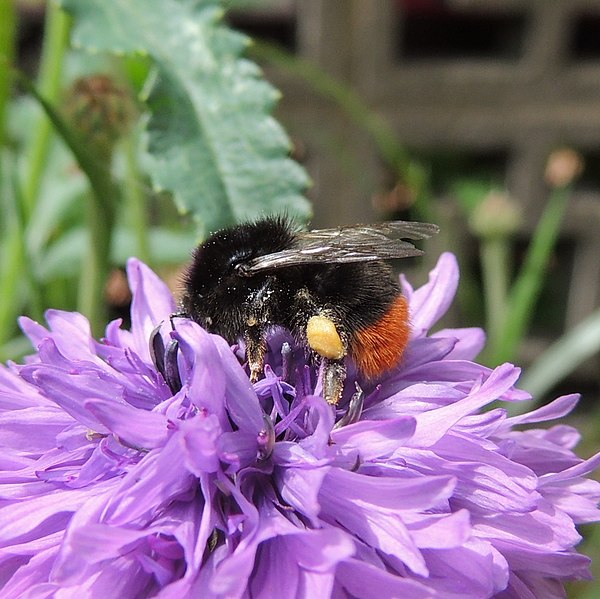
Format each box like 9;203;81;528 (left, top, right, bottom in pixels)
182;217;402;349
181;217;296;341
181;216;437;403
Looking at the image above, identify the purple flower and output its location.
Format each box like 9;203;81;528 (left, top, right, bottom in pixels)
1;253;599;598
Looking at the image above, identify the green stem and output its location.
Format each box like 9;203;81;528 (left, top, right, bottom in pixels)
22;1;71;220
479;236;510;361
12;165;45;323
21;77;118;337
0;0;18;349
0;157;44;349
78;160;116;336
124;133;150;263
518;307;600;403
0;222;45;333
0;4;68;345
488;186;570;365
0;228;24;345
0;0;16;150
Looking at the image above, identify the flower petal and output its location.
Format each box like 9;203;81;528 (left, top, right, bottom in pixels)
127;258;176;363
335;558;435;599
212;334;264;435
407;363;522;447
0;407;74;452
2;253;599;598
403;252;459;337
331;416;416;461
178;414;222;475
431;327;486;360
102;437;195;526
85;399;170;449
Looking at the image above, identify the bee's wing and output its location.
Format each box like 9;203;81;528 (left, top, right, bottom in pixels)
244;221;439;274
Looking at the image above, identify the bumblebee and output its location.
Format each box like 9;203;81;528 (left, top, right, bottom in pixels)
181;217;438;404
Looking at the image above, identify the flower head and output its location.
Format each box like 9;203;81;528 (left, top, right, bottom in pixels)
1;253;599;598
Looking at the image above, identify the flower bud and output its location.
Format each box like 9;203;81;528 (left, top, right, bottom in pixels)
64;74;136;155
469;190;522;238
544;148;584;188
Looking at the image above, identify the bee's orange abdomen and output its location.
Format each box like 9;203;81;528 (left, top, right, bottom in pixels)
350;295;410;378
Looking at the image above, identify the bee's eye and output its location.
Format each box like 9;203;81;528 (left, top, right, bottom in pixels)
228;250;252;273
234;262;252;277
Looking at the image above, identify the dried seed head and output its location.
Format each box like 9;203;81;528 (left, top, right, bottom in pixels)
64;74;136;155
469;190;522;238
545;148;584;188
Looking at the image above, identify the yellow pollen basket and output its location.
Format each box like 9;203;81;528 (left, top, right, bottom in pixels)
306;315;345;360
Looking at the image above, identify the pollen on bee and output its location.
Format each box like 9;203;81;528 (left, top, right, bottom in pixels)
306;315;346;360
351;295;410;378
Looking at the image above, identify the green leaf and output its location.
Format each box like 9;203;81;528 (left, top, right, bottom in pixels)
519;308;600;404
40;226;198;281
486;187;570;366
58;0;312;236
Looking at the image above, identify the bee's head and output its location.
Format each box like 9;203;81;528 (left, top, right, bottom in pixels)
180;217;295;339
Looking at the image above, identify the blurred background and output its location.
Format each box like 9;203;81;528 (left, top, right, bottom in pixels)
230;0;600;401
9;0;600;411
9;0;600;418
6;0;600;593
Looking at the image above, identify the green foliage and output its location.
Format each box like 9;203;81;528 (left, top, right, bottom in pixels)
59;0;311;236
451;175;573;372
486;186;571;367
520;307;600;402
1;0;312;349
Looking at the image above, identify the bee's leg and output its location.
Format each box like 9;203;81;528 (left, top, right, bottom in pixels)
245;324;266;383
293;288;348;404
322;358;347;405
302;311;348;405
244;279;277;383
305;314;346;362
